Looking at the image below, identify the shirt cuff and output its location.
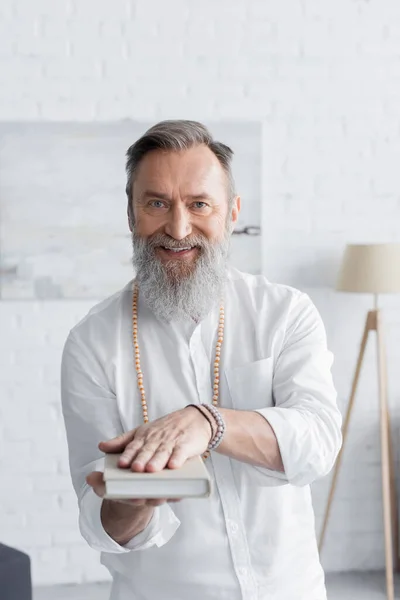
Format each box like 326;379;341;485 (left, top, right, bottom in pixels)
79;486;181;553
122;503;181;551
79;487;133;554
255;407;316;487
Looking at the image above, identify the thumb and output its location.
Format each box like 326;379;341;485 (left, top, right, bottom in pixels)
98;429;136;453
86;471;105;497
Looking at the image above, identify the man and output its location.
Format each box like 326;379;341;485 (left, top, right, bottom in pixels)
61;120;342;600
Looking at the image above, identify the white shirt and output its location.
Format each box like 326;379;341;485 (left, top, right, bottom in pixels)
61;267;342;600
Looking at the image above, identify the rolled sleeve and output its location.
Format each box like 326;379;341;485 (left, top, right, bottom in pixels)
123;503;180;551
80;486;132;554
80;488;180;553
61;332;179;554
254;293;342;487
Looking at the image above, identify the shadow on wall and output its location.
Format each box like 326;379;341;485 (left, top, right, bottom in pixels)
315;418;400;572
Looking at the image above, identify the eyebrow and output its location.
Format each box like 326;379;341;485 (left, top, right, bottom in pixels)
140;191;215;202
187;193;214;202
140;190;170;201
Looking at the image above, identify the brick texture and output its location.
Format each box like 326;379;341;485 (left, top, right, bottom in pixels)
1;0;400;585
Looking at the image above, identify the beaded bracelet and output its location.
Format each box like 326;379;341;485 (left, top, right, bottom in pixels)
187;403;214;439
200;403;226;451
186;403;226;451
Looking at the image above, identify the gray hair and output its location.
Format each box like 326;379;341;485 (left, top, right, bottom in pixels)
125;120;235;223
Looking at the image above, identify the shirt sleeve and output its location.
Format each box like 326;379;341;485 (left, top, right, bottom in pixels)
122;503;180;550
253;292;343;487
60;332;180;554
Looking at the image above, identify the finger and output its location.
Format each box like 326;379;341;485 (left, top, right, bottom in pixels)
118;440;145;468
130;446;160;472
167;498;182;503
145;445;173;473
109;498;145;506
115;498;155;506
167;446;188;470
86;471;105;498
146;498;168;507
126;498;147;506
99;430;136;453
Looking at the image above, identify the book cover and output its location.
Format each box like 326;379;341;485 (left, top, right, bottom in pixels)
103;454;212;499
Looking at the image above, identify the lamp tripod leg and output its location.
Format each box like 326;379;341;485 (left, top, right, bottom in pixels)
387;409;399;572
318;313;370;553
377;312;395;600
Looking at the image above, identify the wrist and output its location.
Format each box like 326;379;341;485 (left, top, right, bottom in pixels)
185;404;215;440
185;403;225;451
101;499;154;545
198;404;226;451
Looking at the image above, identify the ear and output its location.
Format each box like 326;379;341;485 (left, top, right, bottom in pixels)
127;203;134;232
230;196;241;226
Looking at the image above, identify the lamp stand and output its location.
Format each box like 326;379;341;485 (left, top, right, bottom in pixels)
318;307;399;600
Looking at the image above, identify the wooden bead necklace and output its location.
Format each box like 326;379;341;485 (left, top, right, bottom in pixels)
132;283;225;458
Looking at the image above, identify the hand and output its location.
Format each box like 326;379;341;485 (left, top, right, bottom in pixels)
86;471;179;506
98;406;212;473
87;472;180;544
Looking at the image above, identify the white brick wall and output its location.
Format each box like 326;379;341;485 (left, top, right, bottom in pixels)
1;0;400;585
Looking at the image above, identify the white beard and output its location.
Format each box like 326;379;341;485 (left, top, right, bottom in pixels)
131;230;231;322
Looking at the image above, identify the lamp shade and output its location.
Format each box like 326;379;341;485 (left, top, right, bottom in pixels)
336;243;400;294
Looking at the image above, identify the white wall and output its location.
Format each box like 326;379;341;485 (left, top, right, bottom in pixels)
1;0;400;585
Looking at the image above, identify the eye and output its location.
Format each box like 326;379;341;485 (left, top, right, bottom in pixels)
192;201;208;209
149;200;166;208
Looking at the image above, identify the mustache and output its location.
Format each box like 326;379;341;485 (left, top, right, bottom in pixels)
146;233;209;250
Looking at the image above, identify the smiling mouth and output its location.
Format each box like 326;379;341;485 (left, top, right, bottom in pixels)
157;246;199;257
164;247;191;252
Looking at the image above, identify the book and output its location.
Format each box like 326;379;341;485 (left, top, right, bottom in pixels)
103;454;212;500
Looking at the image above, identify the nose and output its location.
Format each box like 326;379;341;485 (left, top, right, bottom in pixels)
164;204;192;240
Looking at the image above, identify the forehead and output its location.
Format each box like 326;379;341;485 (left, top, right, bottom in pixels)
133;145;228;197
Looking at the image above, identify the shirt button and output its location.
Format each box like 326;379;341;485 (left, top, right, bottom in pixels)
227;519;238;534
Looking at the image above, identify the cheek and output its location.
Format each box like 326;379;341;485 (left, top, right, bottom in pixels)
134;211;159;237
198;213;228;241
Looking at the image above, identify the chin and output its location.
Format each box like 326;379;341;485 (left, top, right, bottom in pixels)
161;258;198;281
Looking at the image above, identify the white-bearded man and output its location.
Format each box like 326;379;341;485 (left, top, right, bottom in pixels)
61;120;342;600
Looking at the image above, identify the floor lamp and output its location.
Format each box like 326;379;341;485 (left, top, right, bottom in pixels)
318;243;400;600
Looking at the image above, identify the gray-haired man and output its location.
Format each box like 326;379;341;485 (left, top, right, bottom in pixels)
61;120;342;600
